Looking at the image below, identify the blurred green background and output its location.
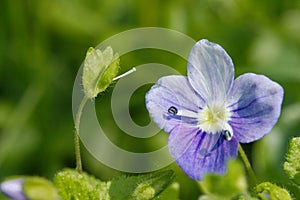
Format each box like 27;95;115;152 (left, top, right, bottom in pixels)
1;0;300;199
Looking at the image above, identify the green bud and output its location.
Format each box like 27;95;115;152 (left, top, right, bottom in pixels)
82;46;120;98
53;168;102;200
132;183;155;200
99;181;111;200
255;182;291;200
283;137;300;185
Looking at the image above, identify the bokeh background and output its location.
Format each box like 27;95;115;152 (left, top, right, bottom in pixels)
1;0;300;199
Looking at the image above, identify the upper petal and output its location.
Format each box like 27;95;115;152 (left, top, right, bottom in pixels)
146;75;204;132
169;126;238;180
187;39;234;104
227;73;284;143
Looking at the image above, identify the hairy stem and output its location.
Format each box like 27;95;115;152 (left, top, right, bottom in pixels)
238;144;257;186
74;95;89;173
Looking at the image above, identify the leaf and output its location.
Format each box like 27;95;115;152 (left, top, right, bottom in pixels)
153;182;180;200
0;193;11;200
82;46;120;98
255;182;292;200
109;170;175;200
53;168;103;200
199;160;248;198
283;137;300;185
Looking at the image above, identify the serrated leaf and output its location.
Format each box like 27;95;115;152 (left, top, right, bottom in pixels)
255;182;291;200
199;160;248;198
82;46;120;98
109;170;175;200
53;168;102;200
283;137;300;184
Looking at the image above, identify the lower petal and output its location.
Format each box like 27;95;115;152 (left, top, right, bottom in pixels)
168;127;238;180
227;73;284;143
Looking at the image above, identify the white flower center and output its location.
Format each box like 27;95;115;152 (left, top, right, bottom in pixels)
198;104;232;134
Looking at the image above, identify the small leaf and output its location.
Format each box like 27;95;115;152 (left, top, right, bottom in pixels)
199;160;248;197
53;168;102;200
283;137;300;184
109;170;175;200
82;46;120;98
255;182;291;200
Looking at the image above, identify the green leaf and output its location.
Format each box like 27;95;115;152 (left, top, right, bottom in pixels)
199;160;248;198
109;170;175;200
283;137;300;185
0;193;11;200
53;168;103;200
153;182;180;200
82;46;120;98
255;182;291;200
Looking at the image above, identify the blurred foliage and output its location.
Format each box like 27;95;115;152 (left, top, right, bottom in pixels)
1;0;300;199
199;160;248;198
0;169;176;200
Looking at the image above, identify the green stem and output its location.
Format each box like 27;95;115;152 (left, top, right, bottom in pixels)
238;144;257;186
74;95;89;173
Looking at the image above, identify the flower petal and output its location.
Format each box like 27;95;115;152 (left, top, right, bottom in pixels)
187;39;234;104
169;126;222;159
227;73;284;143
168;127;238;180
0;179;26;200
146;75;204;132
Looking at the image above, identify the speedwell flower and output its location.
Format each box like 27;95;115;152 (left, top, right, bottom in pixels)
145;39;284;180
0;178;26;200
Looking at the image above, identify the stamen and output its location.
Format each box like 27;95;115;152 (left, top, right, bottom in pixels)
222;130;232;141
168;106;178;115
113;67;136;81
197;104;232;134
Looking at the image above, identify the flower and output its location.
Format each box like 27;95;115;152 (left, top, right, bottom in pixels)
145;39;284;180
0;178;26;200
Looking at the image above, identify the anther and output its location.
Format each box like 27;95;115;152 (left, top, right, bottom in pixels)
168;106;178;115
222;130;232;141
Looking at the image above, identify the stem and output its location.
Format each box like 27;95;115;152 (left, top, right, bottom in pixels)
74;95;89;173
238;144;257;186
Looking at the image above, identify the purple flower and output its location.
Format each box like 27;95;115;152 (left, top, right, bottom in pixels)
0;178;27;200
145;39;284;180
